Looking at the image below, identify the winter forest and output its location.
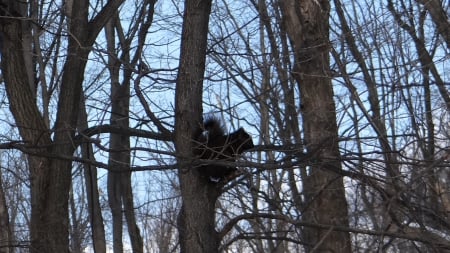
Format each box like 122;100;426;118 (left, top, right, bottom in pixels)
0;0;449;252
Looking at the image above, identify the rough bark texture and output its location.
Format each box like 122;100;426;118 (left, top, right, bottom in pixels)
174;1;220;253
30;1;89;251
0;0;124;252
279;0;352;252
0;173;12;253
1;4;63;252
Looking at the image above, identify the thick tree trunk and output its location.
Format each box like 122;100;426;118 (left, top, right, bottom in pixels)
279;0;352;252
0;0;123;252
174;1;220;253
0;9;66;252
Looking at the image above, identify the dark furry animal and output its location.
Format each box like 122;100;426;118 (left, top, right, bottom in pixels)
194;118;254;182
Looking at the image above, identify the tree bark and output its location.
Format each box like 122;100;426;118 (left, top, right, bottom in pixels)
0;171;12;253
105;12;144;253
174;1;220;253
78;97;107;253
1;4;59;252
415;0;450;48
0;0;124;252
279;0;352;252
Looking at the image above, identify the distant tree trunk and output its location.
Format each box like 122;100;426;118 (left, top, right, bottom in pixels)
107;71;143;253
279;0;352;252
174;1;219;253
107;85;127;253
105;15;143;253
106;18;125;253
69;185;83;253
0;171;12;253
78;97;107;253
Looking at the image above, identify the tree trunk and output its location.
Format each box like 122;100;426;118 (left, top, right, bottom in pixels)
174;1;220;253
78;97;107;253
0;0;124;252
104;12;144;252
0;171;12;253
279;0;352;252
1;6;66;252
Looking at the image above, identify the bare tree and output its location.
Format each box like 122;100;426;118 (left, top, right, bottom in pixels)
1;0;449;252
415;0;450;48
77;98;106;253
330;0;450;251
173;0;223;252
279;0;352;251
0;0;124;251
104;1;157;251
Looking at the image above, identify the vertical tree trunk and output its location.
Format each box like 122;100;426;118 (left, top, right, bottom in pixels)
0;171;12;253
0;0;124;252
69;186;83;253
106;18;125;253
78;97;107;253
279;0;352;252
1;5;68;251
174;1;220;253
105;16;143;253
107;95;127;253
